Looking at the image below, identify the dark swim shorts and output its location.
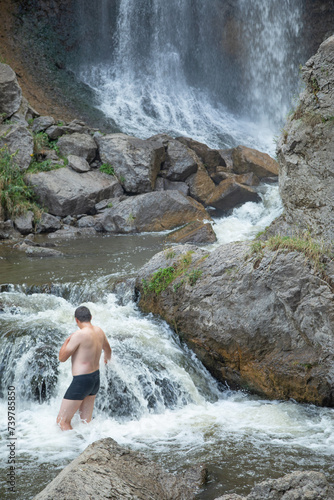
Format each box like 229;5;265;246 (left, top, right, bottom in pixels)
64;369;100;400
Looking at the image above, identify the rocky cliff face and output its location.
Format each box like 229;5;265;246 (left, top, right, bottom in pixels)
277;35;334;241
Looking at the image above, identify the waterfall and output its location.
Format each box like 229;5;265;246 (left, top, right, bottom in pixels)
74;0;305;151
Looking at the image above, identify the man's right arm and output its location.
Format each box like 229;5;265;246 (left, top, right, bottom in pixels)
59;331;81;362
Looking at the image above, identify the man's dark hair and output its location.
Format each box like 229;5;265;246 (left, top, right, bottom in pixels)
75;306;92;323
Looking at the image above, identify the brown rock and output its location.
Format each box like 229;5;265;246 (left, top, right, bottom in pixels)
206;178;260;212
186;163;216;205
231;145;279;178
166;220;217;245
176;137;227;174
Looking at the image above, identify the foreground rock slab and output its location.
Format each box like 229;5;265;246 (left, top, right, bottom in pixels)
34;438;200;500
136;242;334;406
216;471;334;500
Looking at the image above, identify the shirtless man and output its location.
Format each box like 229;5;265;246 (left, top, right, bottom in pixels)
56;305;112;431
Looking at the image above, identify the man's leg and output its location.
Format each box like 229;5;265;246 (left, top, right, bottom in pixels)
79;395;96;423
57;398;82;431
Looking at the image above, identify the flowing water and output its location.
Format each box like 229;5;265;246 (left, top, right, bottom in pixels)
1;184;334;499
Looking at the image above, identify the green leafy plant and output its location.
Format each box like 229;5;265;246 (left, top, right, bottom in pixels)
0;145;42;218
100;163;115;176
27;160;64;173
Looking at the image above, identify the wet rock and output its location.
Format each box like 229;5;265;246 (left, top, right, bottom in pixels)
31;116;55;134
24;245;63;257
216;470;334;500
96;133;166;194
36;213;61;233
98;190;211;233
14;211;34;235
0;124;33;170
166;220;217;245
186;164;216;205
68;154;90;173
29;345;59;402
26;168;123;217
277;35;334;240
231;145;279;179
136;241;334;406
48;226;97;239
57;132;97;163
0;63;22;119
206;178;261;213
34;437;199;500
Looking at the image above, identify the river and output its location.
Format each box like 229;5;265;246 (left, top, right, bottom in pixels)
1;186;334;499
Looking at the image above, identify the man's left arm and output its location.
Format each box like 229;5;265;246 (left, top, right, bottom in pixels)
102;334;112;364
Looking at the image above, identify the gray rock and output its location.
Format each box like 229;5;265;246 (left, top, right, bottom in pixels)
57;132;97;163
98;190;211;233
216;470;334;500
0;124;34;170
14;211;34;235
11;96;39;125
158;136;198;181
31;116;55;134
68;154;90;173
36;213;61;233
26;168;123;217
156;177;190;196
176;137;227;174
136;241;334;406
34;437;197;500
0;63;22;119
45;125;66;141
48;226;97;239
96;133;166;194
277;35;334;240
24;246;63;257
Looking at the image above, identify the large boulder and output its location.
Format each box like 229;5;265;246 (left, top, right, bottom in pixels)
216;471;334;500
206;178;261;212
0;124;34;170
277;35;334;240
231;145;279;179
0;63;22;120
165;220;217;245
34;437;201;500
136;241;334;406
156;135;198;181
57;132;97;163
96;133;166;194
26;168;124;216
98;190;211;233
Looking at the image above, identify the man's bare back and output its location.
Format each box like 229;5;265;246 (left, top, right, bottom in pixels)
57;306;112;431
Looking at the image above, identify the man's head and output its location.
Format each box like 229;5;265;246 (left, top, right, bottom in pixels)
74;306;92;323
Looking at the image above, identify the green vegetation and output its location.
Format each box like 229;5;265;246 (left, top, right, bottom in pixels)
33;131;59;157
0;145;41;218
142;250;203;295
100;163;115;176
27;159;64;174
249;232;333;276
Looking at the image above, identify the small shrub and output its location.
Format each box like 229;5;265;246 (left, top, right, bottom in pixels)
0;145;41;218
100;163;115;176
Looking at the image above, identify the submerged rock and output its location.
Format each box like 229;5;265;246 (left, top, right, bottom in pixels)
215;471;334;500
136;241;334;407
34;437;203;500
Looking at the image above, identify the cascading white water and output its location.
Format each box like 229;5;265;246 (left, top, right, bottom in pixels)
75;0;305;152
1;283;334;499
